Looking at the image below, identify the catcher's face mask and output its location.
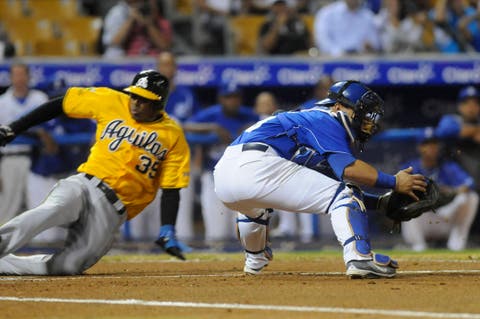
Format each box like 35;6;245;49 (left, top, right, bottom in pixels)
327;80;384;149
352;90;384;145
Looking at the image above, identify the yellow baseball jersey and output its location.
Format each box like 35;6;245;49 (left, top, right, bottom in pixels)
63;87;190;219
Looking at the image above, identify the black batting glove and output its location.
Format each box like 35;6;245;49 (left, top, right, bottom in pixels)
0;125;15;147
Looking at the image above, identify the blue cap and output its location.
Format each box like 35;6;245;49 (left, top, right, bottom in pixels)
458;86;480;102
218;82;241;96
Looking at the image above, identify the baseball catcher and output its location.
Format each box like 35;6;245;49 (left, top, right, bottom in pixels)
214;80;428;279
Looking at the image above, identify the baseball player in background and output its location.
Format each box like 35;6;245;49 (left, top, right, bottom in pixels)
401;137;479;251
214;80;427;278
184;83;259;246
0;62;48;225
435;85;480;193
0;70;190;275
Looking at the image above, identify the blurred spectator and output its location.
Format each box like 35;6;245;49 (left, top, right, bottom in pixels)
295;0;312;14
435;86;480;193
375;0;437;53
430;0;476;53
27;79;96;244
0;24;15;60
157;52;199;123
401;137;478;251
299;75;334;109
184;83;259;245
242;0;310;14
194;0;240;55
258;0;313;55
80;0;118;16
240;0;273;14
253;91;278;119
0;63;49;225
313;0;380;56
456;2;480;51
102;0;172;58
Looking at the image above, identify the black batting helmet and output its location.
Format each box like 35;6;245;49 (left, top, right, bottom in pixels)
124;70;170;110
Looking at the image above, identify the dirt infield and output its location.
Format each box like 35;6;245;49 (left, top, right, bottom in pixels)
1;250;480;319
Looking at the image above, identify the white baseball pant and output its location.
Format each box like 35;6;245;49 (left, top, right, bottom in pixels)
214;144;374;268
402;191;479;251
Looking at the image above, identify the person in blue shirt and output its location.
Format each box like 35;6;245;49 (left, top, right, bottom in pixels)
401;137;478;251
184;83;259;246
435;85;480;192
429;0;478;53
213;80;426;278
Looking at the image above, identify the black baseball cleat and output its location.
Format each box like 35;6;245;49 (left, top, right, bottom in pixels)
155;237;186;260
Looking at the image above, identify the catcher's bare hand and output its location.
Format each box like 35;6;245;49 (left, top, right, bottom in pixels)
394;166;427;201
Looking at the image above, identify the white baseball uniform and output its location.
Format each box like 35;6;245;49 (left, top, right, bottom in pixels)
0;87;48;224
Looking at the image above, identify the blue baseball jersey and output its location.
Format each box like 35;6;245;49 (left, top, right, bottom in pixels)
402;159;475;189
31;117;96;176
164;86;198;123
187;104;259;170
232;108;356;180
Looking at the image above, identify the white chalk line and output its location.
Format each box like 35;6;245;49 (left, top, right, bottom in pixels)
102;258;480;264
0;296;479;318
0;268;480;282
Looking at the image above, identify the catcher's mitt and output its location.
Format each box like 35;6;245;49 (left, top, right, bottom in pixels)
379;178;440;224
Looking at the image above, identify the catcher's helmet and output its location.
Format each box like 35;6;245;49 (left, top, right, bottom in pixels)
124;70;170;110
321;80;384;145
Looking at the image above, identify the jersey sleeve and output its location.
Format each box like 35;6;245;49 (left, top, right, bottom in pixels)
435;115;462;139
314;115;355;180
63;87;122;121
442;161;475;189
326;152;356;180
157;128;191;189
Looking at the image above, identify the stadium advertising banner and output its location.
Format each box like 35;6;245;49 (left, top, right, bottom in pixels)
1;57;480;88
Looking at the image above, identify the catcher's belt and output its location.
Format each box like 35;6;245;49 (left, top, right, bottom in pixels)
242;142;269;152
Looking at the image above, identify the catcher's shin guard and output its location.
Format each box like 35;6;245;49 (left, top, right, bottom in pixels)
237;209;273;274
330;189;372;262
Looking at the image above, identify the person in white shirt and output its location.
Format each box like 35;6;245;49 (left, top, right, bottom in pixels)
313;0;380;56
0;63;48;224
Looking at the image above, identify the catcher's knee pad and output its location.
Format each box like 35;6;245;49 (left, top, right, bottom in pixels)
236;210;271;255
